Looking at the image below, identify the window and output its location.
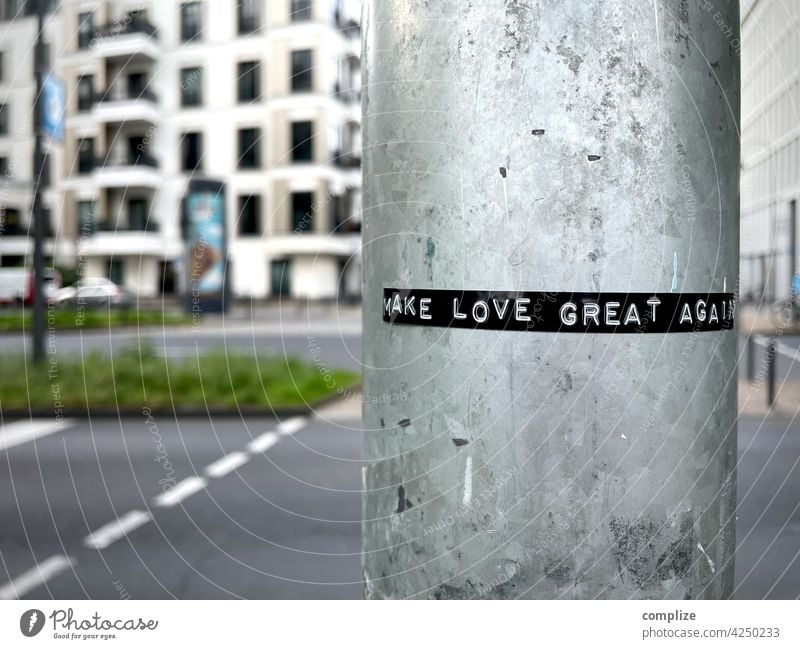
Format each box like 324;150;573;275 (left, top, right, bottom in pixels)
292;192;314;233
291;0;313;22
270;259;291;296
0;103;7;135
180;2;202;42
0;156;7;176
237;61;260;102
238;195;261;235
0;52;4;82
291;121;313;162
128;199;148;230
237;0;260;34
78;12;94;49
180;67;203;107
107;260;123;285
181;132;203;171
291;49;313;92
237;127;261;169
77;201;95;237
77;75;94;111
78;138;94;173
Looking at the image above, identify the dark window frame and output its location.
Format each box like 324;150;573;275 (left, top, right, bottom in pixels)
292;191;314;233
180;66;203;107
237;127;261;169
237;60;260;103
181;131;203;171
237;0;260;34
180;1;203;43
290;49;313;93
0;103;7;135
77;74;94;112
78;11;94;49
290;121;314;162
238;194;261;235
77;138;95;174
290;0;313;22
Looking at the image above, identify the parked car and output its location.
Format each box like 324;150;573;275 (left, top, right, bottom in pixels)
55;277;133;308
0;267;61;305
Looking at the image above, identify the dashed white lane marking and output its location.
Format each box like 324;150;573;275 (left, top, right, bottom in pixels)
83;510;152;550
204;452;249;478
247;432;279;454
0;419;74;452
0;555;74;600
152;476;207;508
277;416;308;436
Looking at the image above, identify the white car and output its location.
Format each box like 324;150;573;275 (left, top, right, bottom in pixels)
55;278;133;308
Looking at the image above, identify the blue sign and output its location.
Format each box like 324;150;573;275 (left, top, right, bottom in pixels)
41;74;64;141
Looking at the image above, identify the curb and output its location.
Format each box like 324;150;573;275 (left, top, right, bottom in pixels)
1;383;362;420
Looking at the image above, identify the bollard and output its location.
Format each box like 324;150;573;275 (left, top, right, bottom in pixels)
766;340;776;408
362;0;740;599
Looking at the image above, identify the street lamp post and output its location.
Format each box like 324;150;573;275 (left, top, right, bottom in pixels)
362;1;740;599
31;0;48;364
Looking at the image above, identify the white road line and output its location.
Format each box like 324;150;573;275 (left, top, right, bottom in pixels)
0;418;74;452
83;510;152;550
277;416;308;436
0;555;74;600
152;476;207;508
204;452;249;478
246;431;279;453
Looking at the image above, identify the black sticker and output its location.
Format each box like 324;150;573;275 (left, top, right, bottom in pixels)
382;289;735;333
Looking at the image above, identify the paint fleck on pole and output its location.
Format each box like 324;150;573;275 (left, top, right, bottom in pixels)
362;0;739;599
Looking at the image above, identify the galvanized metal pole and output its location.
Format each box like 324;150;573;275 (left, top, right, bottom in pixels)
362;1;739;599
31;0;47;364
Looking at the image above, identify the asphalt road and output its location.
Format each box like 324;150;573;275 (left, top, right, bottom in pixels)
0;413;363;599
0;310;363;371
0;408;797;599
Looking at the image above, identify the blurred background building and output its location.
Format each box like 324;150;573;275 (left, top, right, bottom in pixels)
740;0;800;304
0;0;362;300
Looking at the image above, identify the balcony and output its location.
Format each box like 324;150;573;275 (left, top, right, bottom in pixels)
332;150;361;169
93;87;159;124
93;153;160;189
91;19;159;61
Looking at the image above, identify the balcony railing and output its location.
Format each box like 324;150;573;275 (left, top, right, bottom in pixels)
332;150;361;169
96;18;158;40
96;153;158;169
96;87;158;103
95;219;160;233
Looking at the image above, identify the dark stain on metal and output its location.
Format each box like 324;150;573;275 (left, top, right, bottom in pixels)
587;154;602;162
531;128;545;135
398;418;411;428
452;438;469;447
395;485;413;513
499;166;507;178
380;417;385;428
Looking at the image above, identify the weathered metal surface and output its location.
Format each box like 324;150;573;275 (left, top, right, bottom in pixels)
362;0;739;599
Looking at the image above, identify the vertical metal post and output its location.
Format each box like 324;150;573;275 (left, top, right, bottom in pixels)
766;339;776;408
31;0;46;364
362;1;739;599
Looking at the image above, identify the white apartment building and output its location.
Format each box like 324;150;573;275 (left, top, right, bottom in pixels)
0;1;67;268
740;0;800;303
5;0;361;299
